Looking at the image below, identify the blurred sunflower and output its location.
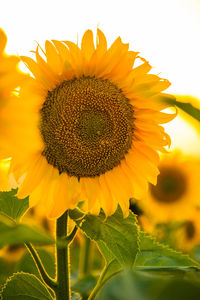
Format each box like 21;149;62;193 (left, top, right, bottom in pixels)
140;151;200;223
0;244;24;263
0;28;26;158
175;210;200;251
0;158;17;191
3;29;176;218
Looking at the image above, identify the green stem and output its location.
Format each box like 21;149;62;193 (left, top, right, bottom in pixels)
88;264;121;300
25;243;57;290
55;210;71;300
65;225;78;244
79;236;92;277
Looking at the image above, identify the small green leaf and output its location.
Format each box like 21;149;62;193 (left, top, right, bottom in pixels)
70;207;139;267
16;249;55;279
71;292;82;300
0;272;53;300
0;215;55;247
0;189;29;221
165;96;200;122
71;208;139;300
135;232;200;267
0;258;16;291
98;258;122;287
72;274;97;298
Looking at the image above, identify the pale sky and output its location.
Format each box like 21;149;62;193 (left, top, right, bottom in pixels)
1;0;200;155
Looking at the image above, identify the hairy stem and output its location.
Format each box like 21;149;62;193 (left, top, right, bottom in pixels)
25;243;57;290
88;263;121;300
79;236;92;277
55;210;71;300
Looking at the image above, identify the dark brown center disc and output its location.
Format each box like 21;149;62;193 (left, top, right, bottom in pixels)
150;166;187;203
40;76;134;178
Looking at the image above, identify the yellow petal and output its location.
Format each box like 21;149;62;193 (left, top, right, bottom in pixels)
105;167;130;217
45;40;62;74
0;29;7;53
48;173;72;218
99;174;117;216
17;155;47;198
52;40;72;71
81;30;95;61
20;56;51;89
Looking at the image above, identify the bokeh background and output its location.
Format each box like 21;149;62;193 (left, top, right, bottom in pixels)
1;1;200;299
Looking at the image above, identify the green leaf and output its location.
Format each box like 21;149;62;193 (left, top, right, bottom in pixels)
70;207;139;267
0;189;29;221
0;258;16;291
16;249;55;279
72;274;97;299
98;258;121;287
70;207;138;300
135;232;200;267
0;215;55;247
0;272;53;300
164;96;200;122
96;268;200;300
71;292;82;300
89;231;200;300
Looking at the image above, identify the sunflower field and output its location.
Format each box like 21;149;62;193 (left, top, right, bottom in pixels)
0;0;200;299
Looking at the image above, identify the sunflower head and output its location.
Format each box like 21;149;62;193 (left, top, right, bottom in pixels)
150;165;187;203
175;210;200;251
0;29;25;103
0;244;24;262
140;151;200;223
4;29;176;218
0;28;27;159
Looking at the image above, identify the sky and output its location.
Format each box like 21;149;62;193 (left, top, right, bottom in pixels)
0;0;200;155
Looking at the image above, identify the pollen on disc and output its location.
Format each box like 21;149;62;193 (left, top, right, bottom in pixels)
40;76;134;178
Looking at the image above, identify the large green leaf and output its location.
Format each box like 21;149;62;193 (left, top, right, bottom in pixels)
72;274;97;299
0;215;55;247
0;272;53;300
0;258;16;291
16;249;55;279
88;231;200;300
71;292;82;300
165;96;200;122
0;189;28;221
70;207;139;267
135;232;200;267
96;268;200;300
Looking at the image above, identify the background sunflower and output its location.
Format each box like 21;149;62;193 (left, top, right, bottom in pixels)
0;28;26;159
138;151;200;223
174;209;200;251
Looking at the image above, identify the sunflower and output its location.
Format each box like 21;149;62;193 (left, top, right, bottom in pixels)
140;151;200;223
175;209;200;251
0;244;25;263
0;158;17;191
4;29;176;218
0;28;26;158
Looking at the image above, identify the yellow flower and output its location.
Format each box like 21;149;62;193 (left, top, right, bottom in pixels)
4;29;175;218
140;151;200;222
0;28;26;158
0;158;17;191
175;210;200;251
0;244;24;263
